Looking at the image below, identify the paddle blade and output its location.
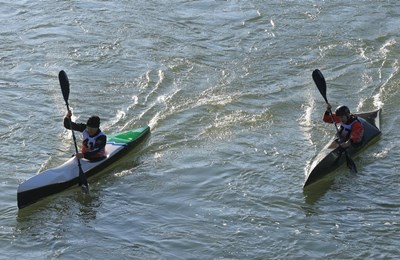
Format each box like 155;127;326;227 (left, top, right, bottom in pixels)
312;69;328;104
58;70;70;104
345;152;358;173
77;160;90;193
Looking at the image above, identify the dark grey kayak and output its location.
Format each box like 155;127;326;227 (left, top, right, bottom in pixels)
304;109;382;187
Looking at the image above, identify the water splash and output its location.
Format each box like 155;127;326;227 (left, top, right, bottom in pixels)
372;58;399;109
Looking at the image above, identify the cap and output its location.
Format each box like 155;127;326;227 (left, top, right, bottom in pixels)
86;116;100;128
335;106;350;117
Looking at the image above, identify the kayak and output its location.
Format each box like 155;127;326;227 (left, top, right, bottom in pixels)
304;109;381;187
17;126;150;209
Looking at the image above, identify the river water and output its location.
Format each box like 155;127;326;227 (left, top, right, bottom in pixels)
1;1;400;259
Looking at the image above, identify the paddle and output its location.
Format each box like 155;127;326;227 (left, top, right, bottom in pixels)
58;70;89;193
312;69;358;173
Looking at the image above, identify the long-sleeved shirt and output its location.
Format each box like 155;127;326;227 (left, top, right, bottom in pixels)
64;117;107;160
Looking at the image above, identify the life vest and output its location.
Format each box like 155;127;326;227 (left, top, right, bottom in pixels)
81;130;106;158
338;115;360;141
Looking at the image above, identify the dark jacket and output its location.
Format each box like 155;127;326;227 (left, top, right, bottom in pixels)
64;117;107;160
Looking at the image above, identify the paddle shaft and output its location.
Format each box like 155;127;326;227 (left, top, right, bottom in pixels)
326;106;342;137
59;71;89;191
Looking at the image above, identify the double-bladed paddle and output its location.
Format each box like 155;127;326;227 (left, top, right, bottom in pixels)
58;70;89;193
312;69;358;173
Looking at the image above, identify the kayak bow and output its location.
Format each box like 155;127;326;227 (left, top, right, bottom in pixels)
17;126;150;209
304;109;381;187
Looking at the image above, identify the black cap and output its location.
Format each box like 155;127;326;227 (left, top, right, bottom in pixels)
86;116;100;128
335;105;350;117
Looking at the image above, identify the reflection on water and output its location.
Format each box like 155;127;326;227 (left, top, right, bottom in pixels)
303;176;336;206
16;188;101;224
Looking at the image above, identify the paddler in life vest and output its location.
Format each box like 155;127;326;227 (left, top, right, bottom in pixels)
64;110;107;161
324;104;364;149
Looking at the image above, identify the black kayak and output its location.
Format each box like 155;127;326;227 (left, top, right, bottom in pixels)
304;109;382;187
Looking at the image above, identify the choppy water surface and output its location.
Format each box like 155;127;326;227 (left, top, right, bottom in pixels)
1;1;400;259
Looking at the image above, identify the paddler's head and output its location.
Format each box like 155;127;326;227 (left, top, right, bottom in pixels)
86;115;100;135
335;105;350;123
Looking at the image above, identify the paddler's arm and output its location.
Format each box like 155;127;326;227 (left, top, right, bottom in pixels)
349;120;364;146
322;103;340;123
340;120;364;149
63;110;86;132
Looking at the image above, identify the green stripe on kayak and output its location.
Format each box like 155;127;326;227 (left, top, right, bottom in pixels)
107;127;149;144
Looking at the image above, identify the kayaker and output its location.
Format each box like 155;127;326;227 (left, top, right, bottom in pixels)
64;110;107;161
323;104;364;149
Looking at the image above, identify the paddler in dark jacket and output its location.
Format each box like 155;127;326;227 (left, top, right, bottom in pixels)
323;104;364;149
64;110;107;161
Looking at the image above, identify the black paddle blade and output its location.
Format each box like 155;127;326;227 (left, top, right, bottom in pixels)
81;184;89;194
345;152;358;173
58;70;70;104
77;163;89;193
312;69;328;104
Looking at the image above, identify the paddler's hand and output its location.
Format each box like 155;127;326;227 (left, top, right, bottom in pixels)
326;103;332;112
340;140;351;149
66;110;72;119
75;152;84;159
